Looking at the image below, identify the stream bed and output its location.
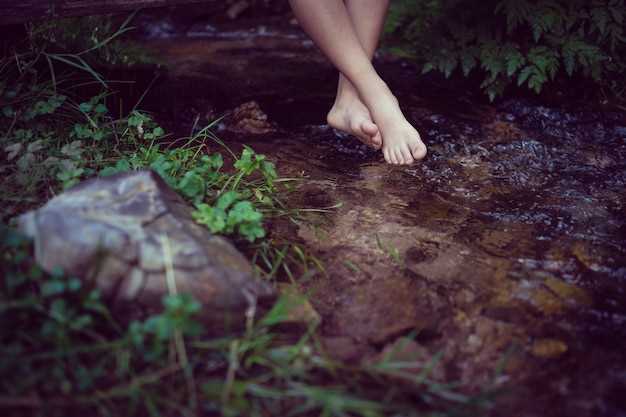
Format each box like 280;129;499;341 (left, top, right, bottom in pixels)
132;13;626;417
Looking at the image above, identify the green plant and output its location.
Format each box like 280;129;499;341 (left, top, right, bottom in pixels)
99;136;279;243
385;0;626;100
0;225;204;409
30;13;153;83
194;192;265;242
71;95;113;142
0;13;152;219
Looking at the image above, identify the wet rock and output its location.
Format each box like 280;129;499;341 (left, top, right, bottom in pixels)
515;281;566;316
513;276;592;316
317;272;432;346
542;276;592;307
483;120;524;141
18;170;275;323
531;338;568;359
225;101;275;135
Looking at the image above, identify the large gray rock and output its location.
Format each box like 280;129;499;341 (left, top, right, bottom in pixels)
18;170;275;323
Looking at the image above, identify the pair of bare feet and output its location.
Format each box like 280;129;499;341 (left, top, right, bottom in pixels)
326;85;427;165
286;0;426;164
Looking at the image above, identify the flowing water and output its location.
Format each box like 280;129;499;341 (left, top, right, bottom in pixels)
131;14;626;417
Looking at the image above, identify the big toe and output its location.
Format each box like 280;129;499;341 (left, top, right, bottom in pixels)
351;118;379;149
370;131;382;149
362;121;382;149
411;141;427;160
361;120;379;137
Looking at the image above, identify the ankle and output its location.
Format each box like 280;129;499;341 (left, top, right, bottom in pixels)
371;97;402;124
334;87;360;108
356;76;392;105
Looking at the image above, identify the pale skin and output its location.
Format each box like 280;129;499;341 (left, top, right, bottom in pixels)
289;0;427;165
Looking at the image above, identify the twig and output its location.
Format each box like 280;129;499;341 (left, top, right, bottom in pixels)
0;395;71;408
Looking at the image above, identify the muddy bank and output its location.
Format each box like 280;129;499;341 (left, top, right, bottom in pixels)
130;15;626;417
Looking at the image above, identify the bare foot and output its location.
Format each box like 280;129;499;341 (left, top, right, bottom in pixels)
327;96;382;149
379;116;427;165
368;87;427;165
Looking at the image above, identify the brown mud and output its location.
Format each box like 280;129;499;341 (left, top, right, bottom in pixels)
130;14;626;417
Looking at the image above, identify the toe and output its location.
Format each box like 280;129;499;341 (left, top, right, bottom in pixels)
410;139;427;160
383;148;392;164
371;132;382;149
350;119;376;148
361;120;379;137
400;144;414;165
393;149;404;165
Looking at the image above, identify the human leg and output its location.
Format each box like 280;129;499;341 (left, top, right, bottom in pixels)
327;0;390;149
289;0;426;164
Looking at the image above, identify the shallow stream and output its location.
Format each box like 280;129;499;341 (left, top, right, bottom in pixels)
132;14;626;417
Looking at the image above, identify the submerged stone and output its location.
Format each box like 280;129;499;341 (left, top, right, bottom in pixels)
224;101;276;135
18;170;275;325
531;338;568;359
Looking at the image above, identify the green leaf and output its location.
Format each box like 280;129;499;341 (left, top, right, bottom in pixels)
127;111;148;127
216;191;240;211
61;141;83;159
192;204;227;233
517;66;534;86
177;171;205;200
79;102;92;113
41;280;66;297
164;293;201;316
505;49;525;76
238;222;265;242
71;314;93;331
92;130;105;141
152;127;164;137
460;50;477;76
228;201;262;225
234;147;257;175
204;153;224;171
261;161;277;186
67;278;82;292
100;159;131;176
150;157;176;187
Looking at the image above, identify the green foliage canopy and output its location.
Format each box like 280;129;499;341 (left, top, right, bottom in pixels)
386;0;626;100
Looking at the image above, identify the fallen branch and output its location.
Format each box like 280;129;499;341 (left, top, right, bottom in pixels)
0;0;215;26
